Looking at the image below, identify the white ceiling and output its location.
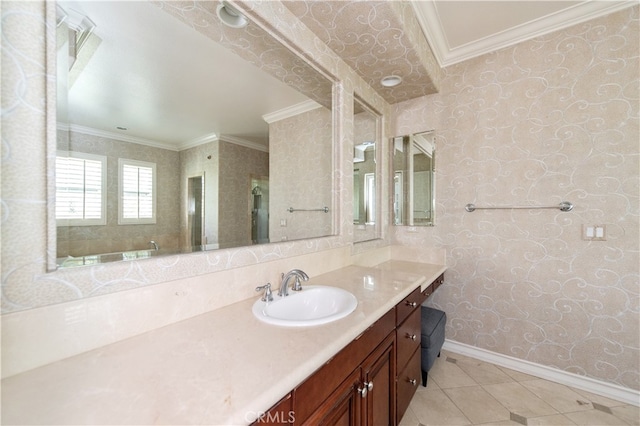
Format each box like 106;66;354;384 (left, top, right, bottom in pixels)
412;0;636;67
59;1;310;151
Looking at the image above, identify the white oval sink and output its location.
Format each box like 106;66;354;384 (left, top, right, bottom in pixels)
252;285;358;327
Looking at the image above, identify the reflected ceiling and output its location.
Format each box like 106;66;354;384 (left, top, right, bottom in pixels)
60;1;331;151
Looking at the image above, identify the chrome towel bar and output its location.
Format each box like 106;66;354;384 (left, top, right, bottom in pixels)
287;206;329;213
465;201;573;213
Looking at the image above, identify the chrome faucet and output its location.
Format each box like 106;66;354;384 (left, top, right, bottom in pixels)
278;269;309;297
149;240;159;251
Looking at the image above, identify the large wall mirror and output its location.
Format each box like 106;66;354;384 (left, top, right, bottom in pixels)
55;1;335;268
392;131;435;226
353;97;381;243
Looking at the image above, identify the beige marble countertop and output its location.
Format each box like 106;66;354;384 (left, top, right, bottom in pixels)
2;262;446;425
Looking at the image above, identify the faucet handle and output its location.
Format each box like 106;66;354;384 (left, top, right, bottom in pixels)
255;283;273;302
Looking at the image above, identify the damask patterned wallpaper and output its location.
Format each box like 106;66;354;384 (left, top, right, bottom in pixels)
392;6;639;391
283;0;441;104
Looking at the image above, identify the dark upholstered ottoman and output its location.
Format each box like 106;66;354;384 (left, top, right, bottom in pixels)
420;306;446;386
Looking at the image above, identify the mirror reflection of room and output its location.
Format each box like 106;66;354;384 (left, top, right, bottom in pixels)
55;1;334;267
393;131;435;227
353;98;380;243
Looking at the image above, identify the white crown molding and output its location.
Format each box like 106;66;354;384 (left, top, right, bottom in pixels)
262;99;322;124
60;123;180;151
413;1;637;68
413;1;449;68
218;135;269;153
443;339;640;407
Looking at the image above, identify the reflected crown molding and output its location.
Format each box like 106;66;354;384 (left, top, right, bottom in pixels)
262;99;322;124
58;124;267;153
59;123;181;151
218;135;268;153
178;132;219;151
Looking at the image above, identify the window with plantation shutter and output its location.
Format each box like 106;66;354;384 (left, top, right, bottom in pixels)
118;158;156;224
56;152;106;226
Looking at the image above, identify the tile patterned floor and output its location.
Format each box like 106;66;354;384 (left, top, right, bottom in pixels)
400;350;640;426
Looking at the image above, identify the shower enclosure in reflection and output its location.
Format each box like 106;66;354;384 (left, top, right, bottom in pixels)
187;175;205;247
251;177;269;244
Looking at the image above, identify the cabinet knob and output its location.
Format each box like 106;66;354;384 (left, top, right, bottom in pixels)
358;386;368;398
405;301;417;307
408;378;417;386
366;381;374;391
405;333;417;341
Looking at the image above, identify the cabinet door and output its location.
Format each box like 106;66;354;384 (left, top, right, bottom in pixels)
294;311;395;424
301;369;361;426
362;334;396;426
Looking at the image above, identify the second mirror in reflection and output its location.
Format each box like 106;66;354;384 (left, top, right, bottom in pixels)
353;98;380;243
392;131;436;227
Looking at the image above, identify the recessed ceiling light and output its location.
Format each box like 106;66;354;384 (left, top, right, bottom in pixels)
217;2;248;29
381;75;402;87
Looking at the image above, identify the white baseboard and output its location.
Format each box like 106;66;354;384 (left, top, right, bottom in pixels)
443;339;640;407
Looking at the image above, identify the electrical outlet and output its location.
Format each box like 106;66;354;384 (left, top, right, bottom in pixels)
583;224;606;241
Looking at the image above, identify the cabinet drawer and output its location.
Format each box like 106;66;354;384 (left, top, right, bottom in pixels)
432;273;444;291
396;306;421;370
396;286;421;326
396;347;421;424
421;273;445;301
